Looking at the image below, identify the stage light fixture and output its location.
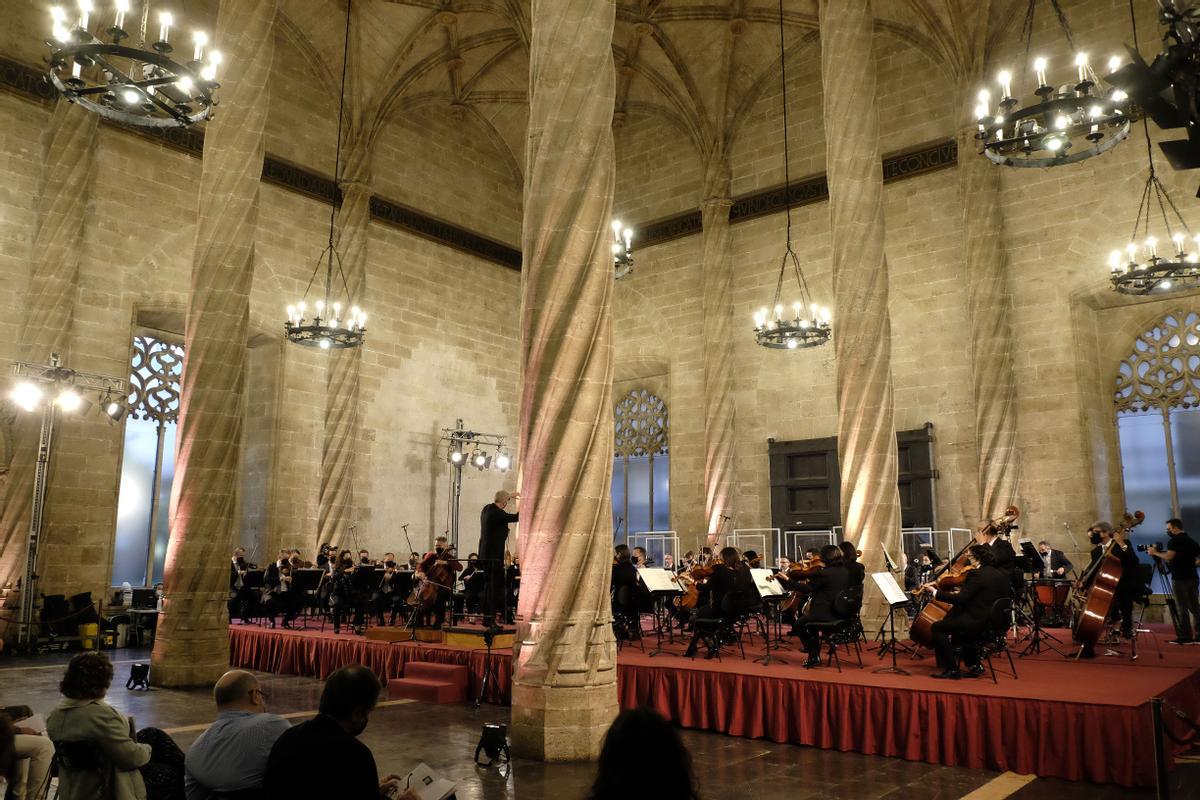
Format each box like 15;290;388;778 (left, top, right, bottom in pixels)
101;392;127;423
474;722;510;767
448;448;465;465
10;381;43;412
472;450;490;470
55;387;84;412
494;451;511;472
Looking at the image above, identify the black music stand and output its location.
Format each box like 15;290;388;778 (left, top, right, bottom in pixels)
291;569;323;630
873;600;912;676
242;570;265;623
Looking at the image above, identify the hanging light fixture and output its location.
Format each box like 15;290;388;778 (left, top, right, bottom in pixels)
973;0;1131;168
284;0;366;350
45;1;220;128
612;219;634;279
1107;136;1200;295
753;0;831;351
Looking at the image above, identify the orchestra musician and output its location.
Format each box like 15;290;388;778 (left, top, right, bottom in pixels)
329;549;359;635
632;547;649;567
479;491;521;627
1037;541;1073;578
787;545;851;668
229;548;252;622
357;549;372;566
612;545;652;640
406;552;421;571
975;519;1020;592
263;560;298;629
415;536;462;628
374;554;401;626
1078;520;1140;658
925;544;1010;679
839;542;864;588
460;553;485;615
682;547;756;659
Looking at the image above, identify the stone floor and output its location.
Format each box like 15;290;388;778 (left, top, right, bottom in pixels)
1;648;1194;799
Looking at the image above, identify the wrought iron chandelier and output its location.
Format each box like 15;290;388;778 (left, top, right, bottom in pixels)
753;0;830;351
973;0;1131;168
284;0;366;351
45;1;220;128
1109;120;1199;295
612;219;634;280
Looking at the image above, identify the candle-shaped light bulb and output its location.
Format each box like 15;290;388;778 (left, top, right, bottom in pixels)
298;301;307;314
333;302;342;315
792;301;802;318
1109;250;1122;270
998;70;1012;99
1127;242;1138;263
612;219;622;234
77;0;91;29
359;313;367;326
623;228;632;246
207;50;222;79
1034;57;1048;87
1146;236;1158;258
974;104;987;122
201;64;216;81
158;11;172;42
1054;114;1070;130
193;30;207;61
611;242;621;255
1113;89;1128;102
351;306;361;319
287;305;296;321
773;304;783;319
1108;56;1121;74
977;88;990;106
177;75;193;94
315;300;325;316
1075;52;1088;82
1174;232;1185;254
50;6;66;22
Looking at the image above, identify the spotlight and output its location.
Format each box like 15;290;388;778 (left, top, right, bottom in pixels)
101;393;127;423
125;662;150;691
121;88;140;105
55;387;84;412
494;452;511;472
474;722;510;767
448;449;465;465
472;450;490;470
9;381;43;412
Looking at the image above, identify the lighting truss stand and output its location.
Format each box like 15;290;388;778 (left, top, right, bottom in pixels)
471;625;503;710
10;354;124;650
873;602;912;676
438;419;510;551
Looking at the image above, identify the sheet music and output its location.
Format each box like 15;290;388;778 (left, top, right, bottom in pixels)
871;571;909;606
637;567;681;593
751;568;784;597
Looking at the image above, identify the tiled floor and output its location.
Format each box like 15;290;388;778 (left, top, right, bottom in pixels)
1;648;1194;799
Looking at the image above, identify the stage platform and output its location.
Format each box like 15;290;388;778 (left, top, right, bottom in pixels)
228;622;1200;787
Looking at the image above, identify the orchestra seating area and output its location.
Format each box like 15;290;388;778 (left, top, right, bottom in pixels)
229;621;1200;787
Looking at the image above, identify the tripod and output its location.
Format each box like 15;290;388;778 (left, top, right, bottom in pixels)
873;601;911;675
472;625;503;709
1015;585;1067;656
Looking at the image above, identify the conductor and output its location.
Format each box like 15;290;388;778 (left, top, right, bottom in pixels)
480;490;521;626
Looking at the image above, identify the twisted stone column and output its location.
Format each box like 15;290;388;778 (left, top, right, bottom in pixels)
957;124;1020;520
0;100;96;605
318;137;370;550
701;156;735;543
511;0;618;761
151;0;276;687
819;0;901;615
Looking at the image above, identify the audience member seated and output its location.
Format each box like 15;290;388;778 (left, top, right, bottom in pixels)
184;670;290;800
263;666;412;800
46;652;186;800
5;704;54;800
1;711;15;799
586;708;697;800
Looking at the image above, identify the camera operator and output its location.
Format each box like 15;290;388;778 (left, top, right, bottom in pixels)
1147;518;1200;644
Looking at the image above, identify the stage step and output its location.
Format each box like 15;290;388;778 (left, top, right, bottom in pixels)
404;662;468;695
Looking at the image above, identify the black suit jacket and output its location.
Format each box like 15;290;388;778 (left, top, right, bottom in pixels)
797;565;851;622
479;504;518;561
1041;549;1073;575
942;565;1009;625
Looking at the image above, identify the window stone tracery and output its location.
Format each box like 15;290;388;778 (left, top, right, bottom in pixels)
1114;311;1200;414
127;336;184;424
614;388;668;457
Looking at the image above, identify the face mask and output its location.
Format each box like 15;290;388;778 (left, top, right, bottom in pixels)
1089;532;1103;545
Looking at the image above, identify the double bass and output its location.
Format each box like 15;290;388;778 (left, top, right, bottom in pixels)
407;546;459;613
910;506;1019;647
1072;510;1144;650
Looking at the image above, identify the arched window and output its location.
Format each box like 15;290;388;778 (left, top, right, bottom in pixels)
112;334;183;587
612;388;669;540
1114;311;1200;542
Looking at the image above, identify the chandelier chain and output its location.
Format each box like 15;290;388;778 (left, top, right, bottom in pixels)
776;0;792;248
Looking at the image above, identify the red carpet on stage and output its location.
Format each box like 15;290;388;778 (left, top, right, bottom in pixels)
229;624;1200;787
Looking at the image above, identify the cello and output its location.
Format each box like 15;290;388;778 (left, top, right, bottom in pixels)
1072;511;1143;652
910;506;1019;647
407;546;459;613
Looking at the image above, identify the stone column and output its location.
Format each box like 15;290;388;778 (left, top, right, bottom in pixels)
151;0;276;687
819;0;901;611
701;155;735;543
318;134;370;550
511;0;618;761
0;100;97;607
956;122;1020;520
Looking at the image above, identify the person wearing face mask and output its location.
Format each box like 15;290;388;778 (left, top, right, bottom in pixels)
263;666;410;799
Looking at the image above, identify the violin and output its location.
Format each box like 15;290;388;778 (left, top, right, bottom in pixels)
673;561;718;610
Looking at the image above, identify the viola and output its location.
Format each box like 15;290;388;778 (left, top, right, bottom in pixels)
673;561;718;610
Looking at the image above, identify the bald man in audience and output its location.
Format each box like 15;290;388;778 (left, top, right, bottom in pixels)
184;670;291;800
